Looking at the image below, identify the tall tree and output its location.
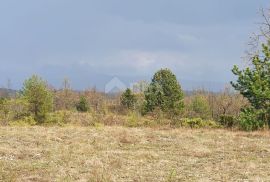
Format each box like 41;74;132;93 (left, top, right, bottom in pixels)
22;75;53;123
144;68;184;116
231;42;270;129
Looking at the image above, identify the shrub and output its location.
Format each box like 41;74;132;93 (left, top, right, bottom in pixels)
219;114;236;128
189;95;211;119
69;112;95;126
0;98;30;125
9;116;36;126
120;88;137;110
175;118;219;128
45;111;72;126
76;96;90;112
238;108;265;131
125;112;140;127
5;99;30;120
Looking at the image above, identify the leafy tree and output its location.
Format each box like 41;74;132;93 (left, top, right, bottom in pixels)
231;42;270;129
76;96;89;112
120;88;137;109
144;68;184;116
21;75;53;123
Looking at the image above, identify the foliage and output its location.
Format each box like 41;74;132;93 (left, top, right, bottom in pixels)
0;98;8;116
45;111;72;126
232;42;270;129
172;118;219;128
125;112;140;127
238;108;265;131
6;98;30;120
211;87;248;121
0;98;30;125
144;68;184;116
120;88;137;110
84;89;107;114
189;95;211;119
132;80;149;93
9;116;36;126
76;96;90;112
219;115;236;128
21;75;53;123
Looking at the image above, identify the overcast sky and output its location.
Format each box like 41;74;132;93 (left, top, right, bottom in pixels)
0;0;269;90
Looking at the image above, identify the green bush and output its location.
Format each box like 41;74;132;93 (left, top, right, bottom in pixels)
238;108;265;131
9;116;36;126
76;96;90;112
219;115;236;128
121;88;137;110
144;68;184;116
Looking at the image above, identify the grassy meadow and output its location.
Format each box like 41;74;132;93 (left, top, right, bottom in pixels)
0;126;270;181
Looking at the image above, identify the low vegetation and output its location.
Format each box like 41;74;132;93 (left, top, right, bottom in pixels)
4;39;270;131
1;126;270;181
0;68;250;130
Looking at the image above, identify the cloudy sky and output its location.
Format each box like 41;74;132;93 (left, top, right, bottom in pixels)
0;0;269;90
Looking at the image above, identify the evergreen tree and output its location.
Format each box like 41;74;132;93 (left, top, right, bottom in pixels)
120;88;137;109
22;75;53;123
144;68;184;115
76;96;89;112
231;42;270;129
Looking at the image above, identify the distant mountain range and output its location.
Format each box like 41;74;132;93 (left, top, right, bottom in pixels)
0;88;17;98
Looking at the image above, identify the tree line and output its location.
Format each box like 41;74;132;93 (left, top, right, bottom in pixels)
0;8;270;130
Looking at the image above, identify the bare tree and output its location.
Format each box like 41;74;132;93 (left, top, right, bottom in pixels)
246;8;270;61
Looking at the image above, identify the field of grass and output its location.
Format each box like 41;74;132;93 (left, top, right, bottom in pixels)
0;126;270;181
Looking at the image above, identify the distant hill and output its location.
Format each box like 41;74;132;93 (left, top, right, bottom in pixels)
0;88;17;98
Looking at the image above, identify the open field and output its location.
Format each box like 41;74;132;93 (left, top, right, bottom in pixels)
0;126;270;181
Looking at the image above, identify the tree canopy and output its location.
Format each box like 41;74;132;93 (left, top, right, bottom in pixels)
144;68;184;116
21;75;53;123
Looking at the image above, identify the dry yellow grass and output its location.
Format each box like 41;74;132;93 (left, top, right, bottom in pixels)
0;126;270;181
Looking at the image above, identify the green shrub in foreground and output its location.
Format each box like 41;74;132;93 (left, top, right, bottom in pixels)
238;108;265;131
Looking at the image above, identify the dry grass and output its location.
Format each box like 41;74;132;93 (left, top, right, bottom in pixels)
0;126;270;181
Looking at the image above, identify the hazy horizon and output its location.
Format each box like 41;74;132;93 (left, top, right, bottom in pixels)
0;0;269;91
